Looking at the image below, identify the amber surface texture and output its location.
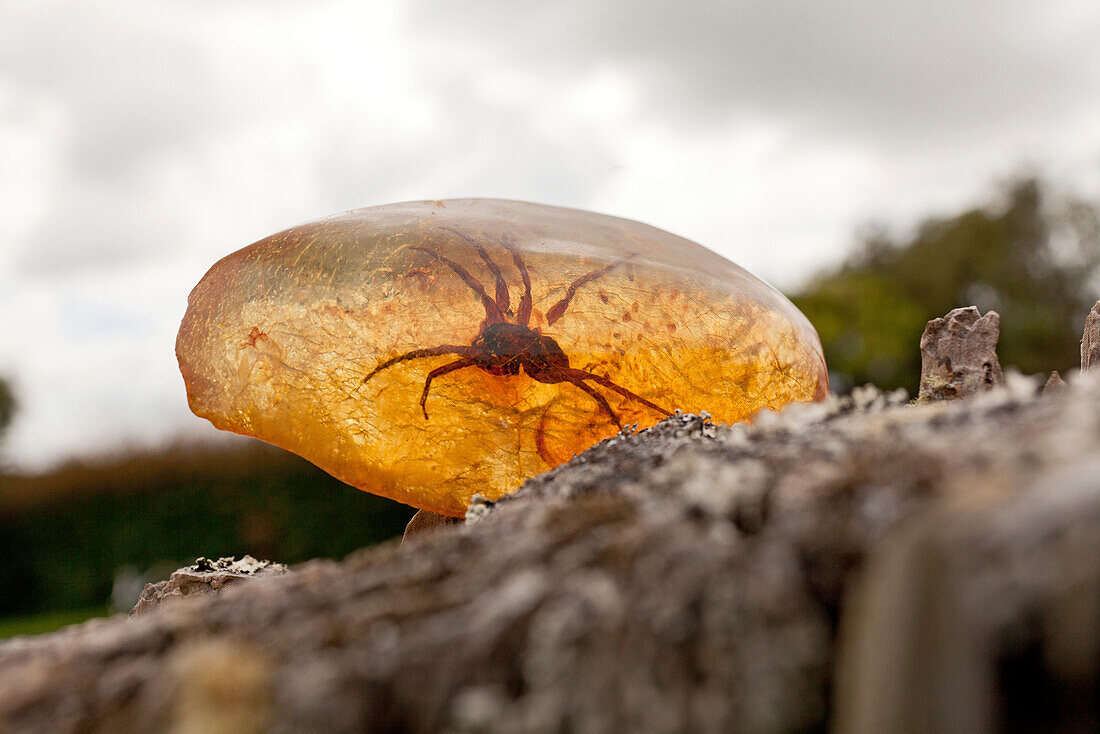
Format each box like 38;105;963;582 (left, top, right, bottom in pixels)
177;199;828;516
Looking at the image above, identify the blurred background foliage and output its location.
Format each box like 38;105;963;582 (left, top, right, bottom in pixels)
1;174;1098;636
793;176;1100;393
0;376;15;448
0;440;414;635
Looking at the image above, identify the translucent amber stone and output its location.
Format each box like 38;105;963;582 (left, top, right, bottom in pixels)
177;199;827;516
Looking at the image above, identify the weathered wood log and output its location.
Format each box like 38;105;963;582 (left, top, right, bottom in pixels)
3;369;1100;733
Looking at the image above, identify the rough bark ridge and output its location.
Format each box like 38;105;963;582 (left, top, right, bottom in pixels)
1083;300;1100;371
130;556;288;617
918;306;1004;401
3;372;1100;733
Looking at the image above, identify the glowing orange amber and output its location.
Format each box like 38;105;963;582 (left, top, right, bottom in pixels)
177;199;828;516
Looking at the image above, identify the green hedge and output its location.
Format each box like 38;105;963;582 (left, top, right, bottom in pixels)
0;442;415;616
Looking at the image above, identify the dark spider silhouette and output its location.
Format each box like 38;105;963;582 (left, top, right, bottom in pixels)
362;227;671;430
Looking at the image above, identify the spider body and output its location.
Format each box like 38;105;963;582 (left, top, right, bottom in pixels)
362;232;670;429
474;322;565;378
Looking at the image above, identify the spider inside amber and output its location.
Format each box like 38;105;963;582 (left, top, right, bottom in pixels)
177;199;828;516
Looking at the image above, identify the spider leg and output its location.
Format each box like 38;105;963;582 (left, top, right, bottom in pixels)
404;246;505;324
563;373;623;430
546;254;637;325
420;357;477;419
438;227;511;318
535;412;554;465
363;344;478;384
475;245;510;315
565;367;671;418
483;231;533;326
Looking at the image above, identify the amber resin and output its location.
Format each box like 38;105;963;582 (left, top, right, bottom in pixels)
177;199;828;516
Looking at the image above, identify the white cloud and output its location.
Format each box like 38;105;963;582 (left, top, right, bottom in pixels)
0;0;1098;468
408;0;1100;145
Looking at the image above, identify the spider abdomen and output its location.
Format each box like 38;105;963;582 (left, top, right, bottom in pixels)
525;335;570;383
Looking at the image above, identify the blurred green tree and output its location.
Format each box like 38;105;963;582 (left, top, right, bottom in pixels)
793;178;1100;394
0;377;14;442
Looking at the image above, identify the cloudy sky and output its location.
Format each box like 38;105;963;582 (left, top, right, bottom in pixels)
1;0;1099;470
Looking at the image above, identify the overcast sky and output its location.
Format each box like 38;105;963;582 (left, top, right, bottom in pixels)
2;0;1099;470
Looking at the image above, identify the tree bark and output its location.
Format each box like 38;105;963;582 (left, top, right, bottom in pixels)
2;375;1100;732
